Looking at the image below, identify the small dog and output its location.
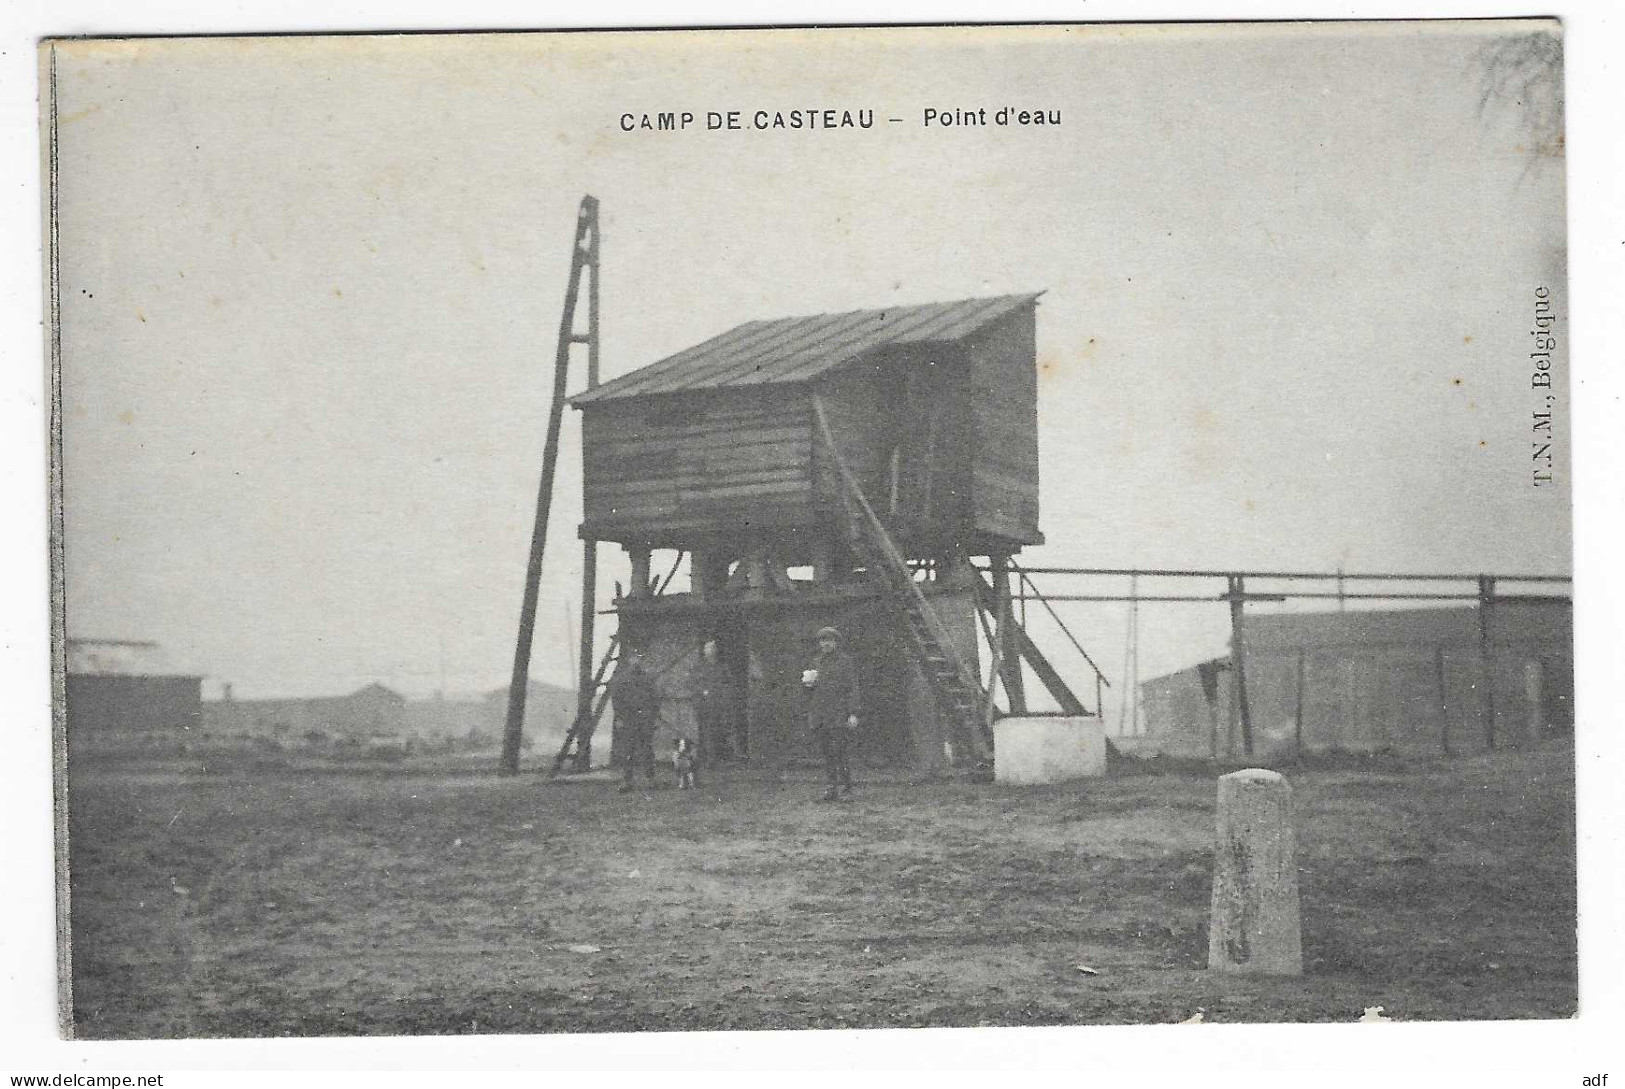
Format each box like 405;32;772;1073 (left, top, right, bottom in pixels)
672;737;698;790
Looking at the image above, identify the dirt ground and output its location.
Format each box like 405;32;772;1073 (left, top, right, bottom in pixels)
64;741;1578;1038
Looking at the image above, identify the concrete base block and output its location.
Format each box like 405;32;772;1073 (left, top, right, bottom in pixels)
1208;767;1303;976
993;717;1107;785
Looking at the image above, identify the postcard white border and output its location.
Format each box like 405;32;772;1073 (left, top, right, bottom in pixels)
3;1;1621;1082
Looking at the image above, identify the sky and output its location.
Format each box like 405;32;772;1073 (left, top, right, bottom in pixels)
51;22;1569;704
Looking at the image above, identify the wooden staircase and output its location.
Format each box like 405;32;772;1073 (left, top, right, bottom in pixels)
812;396;992;768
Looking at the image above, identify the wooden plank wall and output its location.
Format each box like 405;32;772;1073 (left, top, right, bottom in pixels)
813;349;973;539
963;306;1043;545
812;363;887;508
580;390;813;543
904;351;974;531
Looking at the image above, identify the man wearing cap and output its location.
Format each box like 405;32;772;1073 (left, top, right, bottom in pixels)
611;646;661;793
803;626;860;801
694;639;737;763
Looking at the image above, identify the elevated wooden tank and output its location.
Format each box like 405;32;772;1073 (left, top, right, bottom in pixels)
569;293;1046;772
573;293;1042;559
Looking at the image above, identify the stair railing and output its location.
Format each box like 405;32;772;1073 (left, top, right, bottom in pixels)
811;396;987;706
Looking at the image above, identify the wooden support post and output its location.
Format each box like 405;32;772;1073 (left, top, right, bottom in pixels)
1013;565;1112;698
586;198;600;388
573;540;599;769
1478;575;1497;750
1208;691;1222;762
628;546;652;598
575;188;601;771
1435;643;1451;756
973;597;999;663
970;571;1088;716
744;548;771;593
690;549;714;598
1131;588;1142;735
983;581;1008;728
1006;614;1088;717
937;552;974;590
991;555;1028;715
1226;659;1238;758
1121;572;1141;735
691;549;729;599
1228;575;1257;758
1294;648;1307;759
810;537;836;584
888;445;902;514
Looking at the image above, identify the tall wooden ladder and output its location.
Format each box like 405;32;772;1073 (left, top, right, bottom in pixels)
811;397;992;768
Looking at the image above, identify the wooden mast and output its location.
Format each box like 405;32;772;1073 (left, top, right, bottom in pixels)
574;201;602;770
500;195;599;774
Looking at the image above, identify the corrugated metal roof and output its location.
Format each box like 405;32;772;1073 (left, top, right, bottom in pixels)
67;638;180;677
573;292;1041;405
1242;601;1572;651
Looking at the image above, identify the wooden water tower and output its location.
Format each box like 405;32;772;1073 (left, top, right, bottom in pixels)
566;293;1082;774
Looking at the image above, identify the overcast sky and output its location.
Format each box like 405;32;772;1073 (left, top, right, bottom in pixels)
52;22;1568;702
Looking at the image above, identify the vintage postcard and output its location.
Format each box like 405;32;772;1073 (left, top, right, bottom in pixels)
45;20;1572;1041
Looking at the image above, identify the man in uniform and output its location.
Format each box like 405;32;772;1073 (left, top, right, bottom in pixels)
803;626;860;801
694;639;737;764
611;646;661;793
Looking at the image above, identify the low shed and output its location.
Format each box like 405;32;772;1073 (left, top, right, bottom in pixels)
65;639;203;737
1139;603;1574;758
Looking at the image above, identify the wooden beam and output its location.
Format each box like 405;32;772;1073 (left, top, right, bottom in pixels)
628;546;652;598
1207;688;1221;762
971;571;1088;717
991;555;1028;714
982;585;1007;728
553;633;620;776
810;537;837;584
655;549;685;595
1435;644;1451;756
691;549;727;599
577;542;598;766
1478;575;1497;749
1227;575;1256;758
576;217;600;771
1012;566;1111;688
980;564;1573;584
1294;648;1307;758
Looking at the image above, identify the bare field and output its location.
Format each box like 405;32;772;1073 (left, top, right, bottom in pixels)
64;743;1577;1037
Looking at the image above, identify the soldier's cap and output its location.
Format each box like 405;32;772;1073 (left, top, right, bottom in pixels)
816;626;841;641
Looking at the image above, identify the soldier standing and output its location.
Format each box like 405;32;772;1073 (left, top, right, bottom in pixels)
803;626;860;801
694;639;737;763
611;646;661;793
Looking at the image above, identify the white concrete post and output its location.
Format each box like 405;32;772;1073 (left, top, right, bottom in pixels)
1208;768;1302;976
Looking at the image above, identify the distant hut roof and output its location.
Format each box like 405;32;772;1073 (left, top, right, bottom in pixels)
572;292;1042;405
347;682;407;704
66;637;197;678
